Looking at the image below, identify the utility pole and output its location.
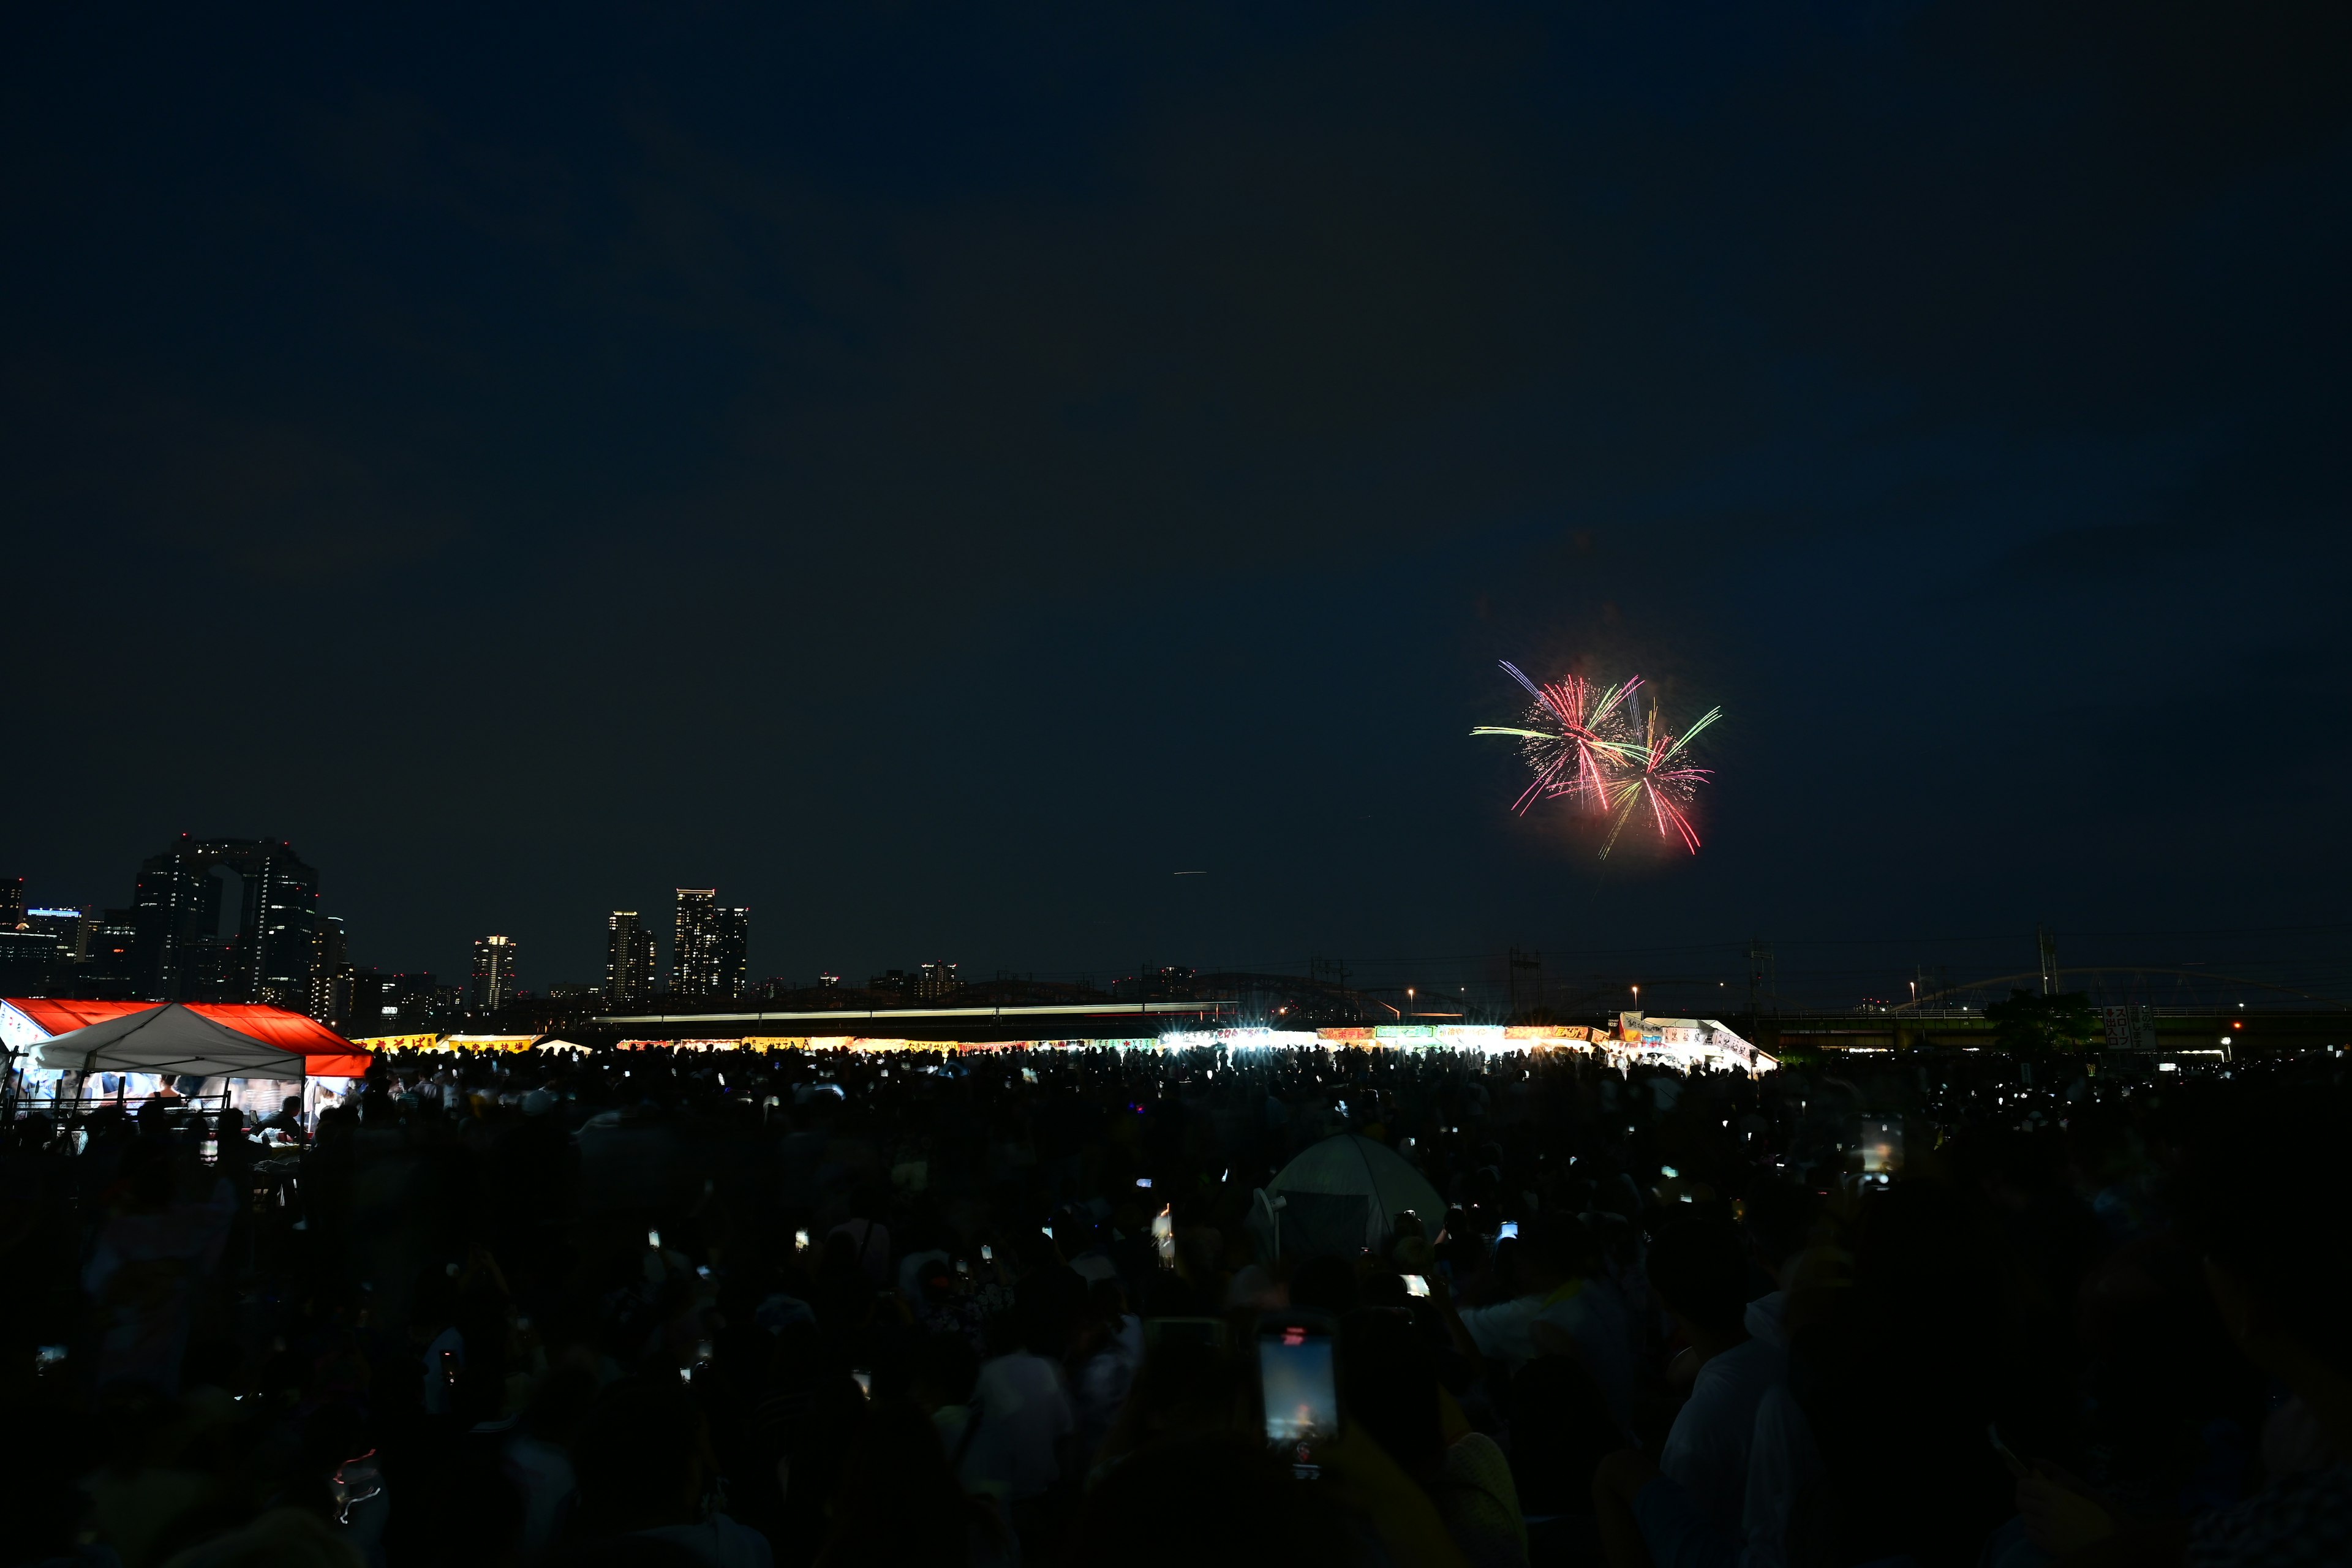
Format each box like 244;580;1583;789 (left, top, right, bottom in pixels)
1746;937;1776;1024
1507;948;1542;1016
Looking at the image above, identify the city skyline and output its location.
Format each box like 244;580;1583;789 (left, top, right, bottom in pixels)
7;831;2350;1022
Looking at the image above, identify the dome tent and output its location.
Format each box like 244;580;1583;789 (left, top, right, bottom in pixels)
1257;1133;1447;1259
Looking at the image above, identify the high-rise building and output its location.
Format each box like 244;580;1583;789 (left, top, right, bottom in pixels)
868;962;957;1000
80;909;139;994
0;877;24;930
0;927;54;990
713;907;748;999
126;837;321;1005
26;907;86;960
348;969;399;1032
129;854;202;998
2;908;89;990
310;915;352;1025
472;935;518;1012
605;911;660;1006
672;890;715;997
350;970;439;1033
671;890;748;1001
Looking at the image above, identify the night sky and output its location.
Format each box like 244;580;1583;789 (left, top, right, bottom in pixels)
6;4;2349;1000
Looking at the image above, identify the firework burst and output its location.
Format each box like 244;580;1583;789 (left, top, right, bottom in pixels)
1596;696;1721;859
1472;662;1721;858
1469;662;1642;815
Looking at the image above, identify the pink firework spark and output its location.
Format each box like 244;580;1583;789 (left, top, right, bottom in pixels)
1471;662;1642;815
1597;699;1722;858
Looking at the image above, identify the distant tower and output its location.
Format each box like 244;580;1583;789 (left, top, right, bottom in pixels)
127;836;321;1005
129;852;205;999
712;906;748;999
472;935;518;1012
310;914;352;1025
24;906;86;957
673;891;715;999
2035;924;2059;996
606;911;660;1006
671;891;750;1001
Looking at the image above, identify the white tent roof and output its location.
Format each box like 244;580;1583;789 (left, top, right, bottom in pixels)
37;1003;308;1082
1267;1133;1447;1237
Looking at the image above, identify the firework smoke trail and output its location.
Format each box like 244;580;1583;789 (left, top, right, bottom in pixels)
1597;701;1722;859
1469;662;1642;815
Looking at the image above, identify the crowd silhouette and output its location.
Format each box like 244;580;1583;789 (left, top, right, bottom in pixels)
1;1040;2345;1567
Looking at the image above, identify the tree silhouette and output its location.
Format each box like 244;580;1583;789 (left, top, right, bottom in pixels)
1983;989;2099;1054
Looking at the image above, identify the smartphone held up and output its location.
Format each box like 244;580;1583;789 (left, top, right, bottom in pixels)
1257;1317;1339;1479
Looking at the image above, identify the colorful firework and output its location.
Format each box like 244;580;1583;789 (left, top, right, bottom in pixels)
1472;662;1721;858
1596;695;1721;859
1469;662;1642;815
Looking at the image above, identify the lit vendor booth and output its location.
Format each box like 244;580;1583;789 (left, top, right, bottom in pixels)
16;1001;371;1123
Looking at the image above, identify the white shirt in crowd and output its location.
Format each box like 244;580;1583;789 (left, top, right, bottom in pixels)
1658;1338;1785;1539
1536;1280;1637;1432
964;1351;1074;1502
1456;1294;1545;1369
1743;1289;1789;1349
1458;1276;1638;1430
1073;1311;1145;1453
502;1431;575;1563
1741;1382;1828;1568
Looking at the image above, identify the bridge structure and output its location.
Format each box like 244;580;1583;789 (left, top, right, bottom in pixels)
1748;1004;2350;1060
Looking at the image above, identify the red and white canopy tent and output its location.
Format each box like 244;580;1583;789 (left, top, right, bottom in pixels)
13;1000;371;1080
